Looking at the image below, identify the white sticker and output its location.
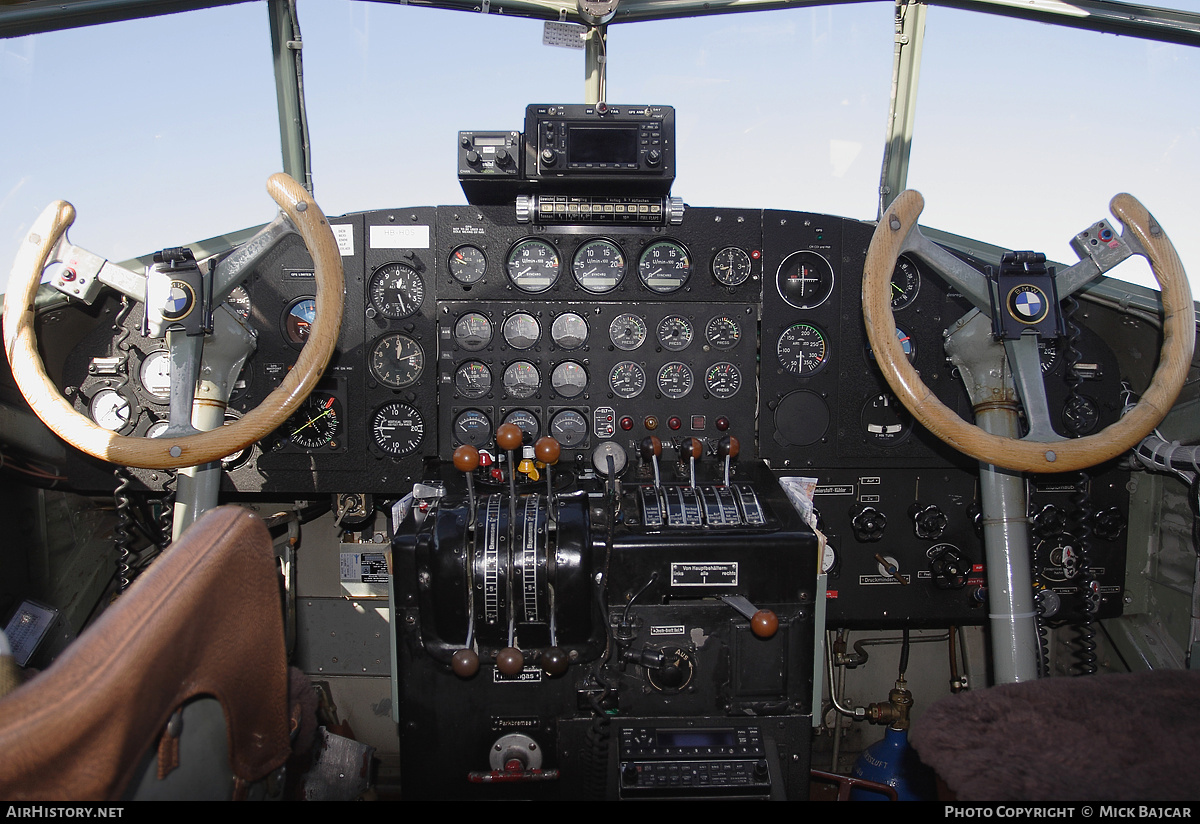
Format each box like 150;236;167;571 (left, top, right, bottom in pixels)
332;224;354;256
370;224;431;249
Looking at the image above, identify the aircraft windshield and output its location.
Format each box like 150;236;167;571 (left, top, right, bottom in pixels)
1;0;1197;295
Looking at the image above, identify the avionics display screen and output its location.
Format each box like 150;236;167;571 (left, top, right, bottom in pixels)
656;729;737;748
568;126;638;164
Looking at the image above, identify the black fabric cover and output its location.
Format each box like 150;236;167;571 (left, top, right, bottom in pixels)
909;670;1200;801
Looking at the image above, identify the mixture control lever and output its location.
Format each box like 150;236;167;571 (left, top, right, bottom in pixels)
639;435;662;488
717;434;739;487
681;437;703;487
453;444;480;532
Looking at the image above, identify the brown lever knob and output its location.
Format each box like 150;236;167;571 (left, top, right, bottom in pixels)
496;423;523;452
535;436;561;465
496;647;525;676
453;444;480;473
751;609;779;639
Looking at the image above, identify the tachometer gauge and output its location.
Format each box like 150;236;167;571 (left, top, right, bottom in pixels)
638;240;691;293
506;238;560;293
550;312;588;349
704;362;742;399
890;256;921;311
777;322;830;376
572;238;625;293
502;312;540;349
453;409;493;446
90;389;134;432
371;402;424;457
284;297;316;345
278;393;342;450
454;361;492;399
453;312;493;351
777;250;835;309
502;361;541;399
609;313;647;351
370;333;424;389
139;350;172;401
657;315;694;351
712;246;752;287
705;315;742;350
370;262;425;319
550;361;588;399
449;245;487;285
609;361;646;399
548;409;587;448
502;409;540;440
656;362;694;399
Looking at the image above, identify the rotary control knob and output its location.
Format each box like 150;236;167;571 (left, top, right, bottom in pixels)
850;504;887;543
1094;506;1128;542
928;545;970;590
645;647;696;693
540;148;559;167
909;502;948;540
1032;504;1066;538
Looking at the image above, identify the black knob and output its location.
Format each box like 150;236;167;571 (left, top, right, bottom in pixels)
646;149;661;166
540;148;558;166
850;504;886;543
929;546;970;590
909;502;948;540
465;150;481;165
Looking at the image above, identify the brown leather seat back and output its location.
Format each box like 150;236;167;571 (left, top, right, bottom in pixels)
0;505;292;800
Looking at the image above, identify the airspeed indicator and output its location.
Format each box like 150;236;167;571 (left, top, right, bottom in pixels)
777;323;829;376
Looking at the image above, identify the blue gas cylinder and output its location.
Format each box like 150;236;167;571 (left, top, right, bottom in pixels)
849;726;936;801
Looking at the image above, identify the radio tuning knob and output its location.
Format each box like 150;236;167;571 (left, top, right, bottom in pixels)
646;149;661;167
540;148;558;167
465;150;481;165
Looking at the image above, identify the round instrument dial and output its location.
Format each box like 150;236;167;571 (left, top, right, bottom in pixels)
609;313;647;351
372;402;425;457
139;350;172;401
502;312;540;350
548;409;587;448
279;393;342;450
225;284;251;320
638;240;691;294
502;409;540;440
704;362;742;399
369;262;425;319
657;315;693;351
712;246;752;287
449;245;487;285
550;312;589;350
453;409;493;446
890;256;921;311
502;361;540;399
609;361;646;399
90;389;134;432
284;297;316;345
865;327;917;365
370;333;424;389
453;312;493;352
454;361;492;399
861;392;912;445
777;250;835;309
506;238;560;293
572;238;625;294
705;315;742;351
550;361;588;399
657;362;694;399
777;322;830;376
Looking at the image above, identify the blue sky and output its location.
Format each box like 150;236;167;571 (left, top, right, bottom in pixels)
1;0;1197;296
